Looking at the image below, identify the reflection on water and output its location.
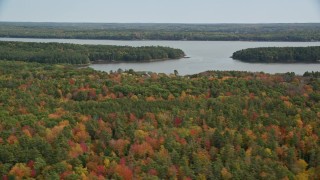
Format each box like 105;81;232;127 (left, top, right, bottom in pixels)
1;38;320;75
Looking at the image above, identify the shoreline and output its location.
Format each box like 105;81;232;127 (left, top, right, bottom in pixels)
90;56;188;64
232;59;320;64
1;37;319;43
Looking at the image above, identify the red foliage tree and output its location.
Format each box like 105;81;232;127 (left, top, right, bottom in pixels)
114;164;133;180
174;117;183;127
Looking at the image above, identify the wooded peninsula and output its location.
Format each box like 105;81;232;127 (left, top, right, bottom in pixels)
232;46;320;63
1;22;320;41
0;41;185;64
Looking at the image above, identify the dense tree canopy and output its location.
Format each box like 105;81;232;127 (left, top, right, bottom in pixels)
1;22;320;41
0;41;185;64
232;46;320;63
0;61;319;179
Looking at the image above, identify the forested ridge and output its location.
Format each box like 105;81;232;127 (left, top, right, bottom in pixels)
1;22;320;41
232;46;320;63
0;61;320;179
0;41;185;64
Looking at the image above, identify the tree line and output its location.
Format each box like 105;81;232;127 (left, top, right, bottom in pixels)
1;22;320;41
0;41;185;64
232;46;320;63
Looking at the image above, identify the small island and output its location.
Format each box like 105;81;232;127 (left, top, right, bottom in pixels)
0;41;186;64
232;46;320;63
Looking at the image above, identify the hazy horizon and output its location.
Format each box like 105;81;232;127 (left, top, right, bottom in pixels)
0;0;319;23
2;22;320;24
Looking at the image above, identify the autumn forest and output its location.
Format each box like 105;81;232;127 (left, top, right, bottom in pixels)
0;61;319;179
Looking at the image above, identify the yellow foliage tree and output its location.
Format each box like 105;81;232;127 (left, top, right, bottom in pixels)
9;163;31;179
292;159;308;174
221;167;233;180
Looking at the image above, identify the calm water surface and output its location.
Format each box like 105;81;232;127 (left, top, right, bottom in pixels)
1;38;320;75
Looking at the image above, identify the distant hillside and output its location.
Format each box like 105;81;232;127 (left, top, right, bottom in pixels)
1;22;320;41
